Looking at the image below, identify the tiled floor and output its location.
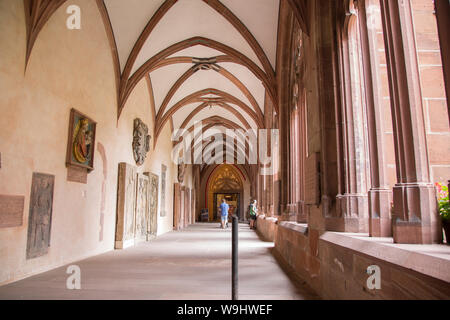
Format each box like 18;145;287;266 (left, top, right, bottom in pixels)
0;223;319;300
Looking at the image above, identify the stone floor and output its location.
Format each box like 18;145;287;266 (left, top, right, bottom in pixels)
0;223;320;300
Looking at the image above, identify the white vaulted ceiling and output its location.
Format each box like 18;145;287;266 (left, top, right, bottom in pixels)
132;0;264;74
104;0;166;71
220;0;280;67
102;0;280;146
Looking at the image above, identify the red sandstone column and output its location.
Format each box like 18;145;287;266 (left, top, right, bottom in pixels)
297;100;308;223
267;102;277;218
357;0;392;237
317;0;340;227
259;172;264;213
380;0;441;244
333;15;347;223
434;0;450;125
276;0;294;220
329;2;369;233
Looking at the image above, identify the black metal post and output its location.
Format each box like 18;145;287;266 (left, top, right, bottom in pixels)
232;215;238;300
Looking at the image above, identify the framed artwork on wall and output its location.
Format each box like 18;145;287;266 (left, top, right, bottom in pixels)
65;108;97;172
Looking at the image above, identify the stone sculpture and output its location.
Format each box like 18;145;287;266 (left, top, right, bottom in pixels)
160;164;167;217
178;159;186;184
145;172;159;239
26;173;55;259
132;118;151;166
115;163;137;249
135;174;150;242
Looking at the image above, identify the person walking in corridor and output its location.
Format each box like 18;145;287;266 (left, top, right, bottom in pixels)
220;199;229;229
249;200;258;230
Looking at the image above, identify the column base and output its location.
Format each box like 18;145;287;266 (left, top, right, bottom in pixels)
279;203;297;222
392;183;442;244
297;201;308;223
332;194;369;233
368;188;392;237
268;204;274;217
260;206;266;215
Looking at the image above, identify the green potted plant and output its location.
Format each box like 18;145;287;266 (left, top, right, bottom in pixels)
436;182;450;244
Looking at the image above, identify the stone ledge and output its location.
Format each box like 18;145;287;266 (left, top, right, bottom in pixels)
266;217;278;223
278;221;308;235
320;232;450;283
257;215;278;221
258;215;278;223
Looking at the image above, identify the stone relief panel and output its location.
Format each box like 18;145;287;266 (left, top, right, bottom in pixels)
132;118;151;166
116;163;160;249
26;173;55;259
145;172;159;239
160;164;167;217
135;173;150;242
178;160;186;184
115;163;137;249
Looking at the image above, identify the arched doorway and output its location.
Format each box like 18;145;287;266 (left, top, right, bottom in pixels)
206;165;244;221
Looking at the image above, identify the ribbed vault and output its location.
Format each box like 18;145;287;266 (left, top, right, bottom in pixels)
101;0;280;148
25;0;288;157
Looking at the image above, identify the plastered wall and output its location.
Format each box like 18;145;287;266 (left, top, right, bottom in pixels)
0;0;183;285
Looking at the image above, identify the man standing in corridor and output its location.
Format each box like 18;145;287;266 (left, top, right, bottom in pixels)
220;199;229;229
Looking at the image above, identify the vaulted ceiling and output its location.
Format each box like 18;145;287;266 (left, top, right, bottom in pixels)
101;0;280;145
25;0;287;153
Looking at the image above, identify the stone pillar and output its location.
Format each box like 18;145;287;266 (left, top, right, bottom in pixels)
268;176;274;217
434;0;450;124
258;165;263;215
269;106;276;218
333;13;347;222
297;101;308;223
325;0;366;232
357;0;392;237
319;0;341;225
276;0;295;220
264;174;269;215
380;0;441;244
194;165;201;222
339;11;370;232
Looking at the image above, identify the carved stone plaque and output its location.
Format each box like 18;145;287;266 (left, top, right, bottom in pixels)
115;163;137;249
132;118;151;166
145;172;159;239
0;195;24;228
26;173;55;259
135;173;150;242
67;165;87;184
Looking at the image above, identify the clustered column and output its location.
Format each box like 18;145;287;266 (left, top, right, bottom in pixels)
356;0;392;237
379;0;441;244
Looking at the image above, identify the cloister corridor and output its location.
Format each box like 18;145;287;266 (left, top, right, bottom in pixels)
0;224;319;300
1;0;449;301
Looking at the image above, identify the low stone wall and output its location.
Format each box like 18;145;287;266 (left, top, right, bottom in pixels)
273;222;450;299
319;233;450;299
255;215;278;242
274;222;321;294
